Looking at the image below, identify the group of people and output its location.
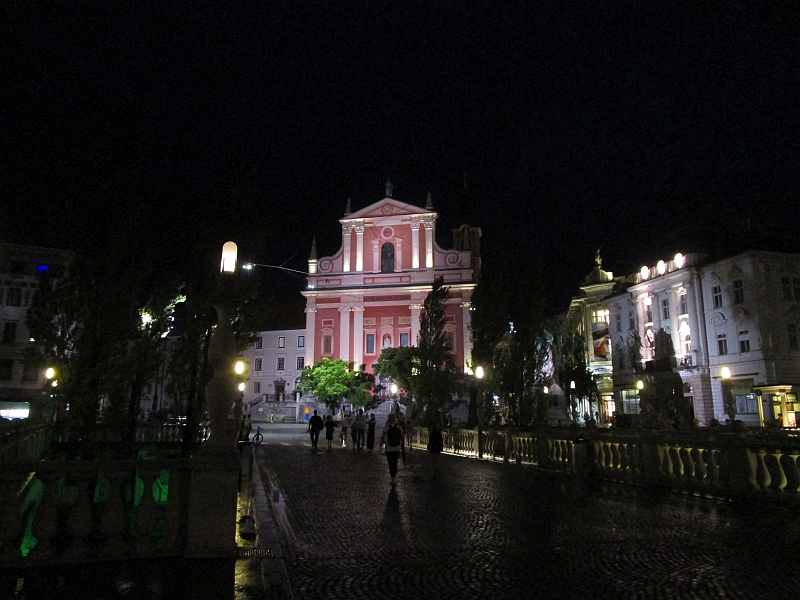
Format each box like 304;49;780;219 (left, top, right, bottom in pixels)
306;407;445;486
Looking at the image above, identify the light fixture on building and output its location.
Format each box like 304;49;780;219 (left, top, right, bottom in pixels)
720;366;731;380
220;241;238;273
640;266;650;280
657;260;666;276
636;380;644;390
674;253;685;268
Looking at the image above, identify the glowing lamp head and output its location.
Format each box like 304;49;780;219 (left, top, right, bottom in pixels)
543;386;549;394
390;383;398;395
636;380;644;390
570;380;576;390
220;241;238;273
234;360;245;375
51;380;58;388
674;253;685;268
656;260;666;275
45;367;56;380
238;382;245;392
720;367;731;380
475;366;484;379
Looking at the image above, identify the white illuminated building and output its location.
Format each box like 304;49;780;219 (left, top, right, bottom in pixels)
609;250;800;427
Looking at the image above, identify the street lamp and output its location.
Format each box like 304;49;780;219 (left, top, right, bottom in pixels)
475;366;484;379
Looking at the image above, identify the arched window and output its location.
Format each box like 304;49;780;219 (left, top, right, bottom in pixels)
381;243;395;273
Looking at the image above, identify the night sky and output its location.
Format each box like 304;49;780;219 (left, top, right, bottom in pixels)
3;2;797;310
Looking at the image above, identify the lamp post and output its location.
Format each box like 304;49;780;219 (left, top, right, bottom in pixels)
204;241;243;447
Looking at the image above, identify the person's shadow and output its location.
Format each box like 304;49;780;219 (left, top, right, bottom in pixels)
380;488;403;538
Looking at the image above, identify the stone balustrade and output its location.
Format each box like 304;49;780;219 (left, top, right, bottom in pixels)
0;458;193;568
408;425;800;504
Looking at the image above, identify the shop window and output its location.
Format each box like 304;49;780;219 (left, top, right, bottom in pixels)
717;333;728;356
277;357;285;371
735;393;758;414
621;389;641;414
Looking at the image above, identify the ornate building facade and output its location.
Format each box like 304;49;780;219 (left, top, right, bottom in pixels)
302;182;481;375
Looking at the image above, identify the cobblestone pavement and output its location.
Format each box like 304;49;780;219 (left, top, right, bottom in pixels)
256;427;799;600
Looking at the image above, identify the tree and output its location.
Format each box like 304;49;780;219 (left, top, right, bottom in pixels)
301;358;354;411
413;277;458;424
373;346;415;396
548;316;598;421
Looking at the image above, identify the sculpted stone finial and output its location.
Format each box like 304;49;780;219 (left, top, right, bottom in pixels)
385;178;393;197
344;197;351;216
595;247;602;268
425;192;433;210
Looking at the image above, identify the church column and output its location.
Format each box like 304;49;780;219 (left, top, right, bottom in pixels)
355;224;365;272
339;307;351;366
352;306;365;370
410;304;423;346
304;307;317;366
411;221;420;269
424;221;434;269
342;226;352;272
395;238;403;271
461;301;473;371
372;240;380;272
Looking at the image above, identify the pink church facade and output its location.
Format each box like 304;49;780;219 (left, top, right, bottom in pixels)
302;190;481;375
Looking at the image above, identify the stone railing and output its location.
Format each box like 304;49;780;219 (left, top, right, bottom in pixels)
409;425;800;504
0;421;54;463
0;458;193;568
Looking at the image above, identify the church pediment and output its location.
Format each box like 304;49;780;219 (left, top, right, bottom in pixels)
344;198;435;221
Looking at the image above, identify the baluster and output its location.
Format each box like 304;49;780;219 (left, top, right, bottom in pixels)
28;473;60;560
98;470;127;557
682;446;695;480
782;452;800;493
0;473;26;560
754;449;771;490
610;443;621;471
163;467;185;553
134;468;158;554
768;451;787;491
64;471;94;560
693;447;707;482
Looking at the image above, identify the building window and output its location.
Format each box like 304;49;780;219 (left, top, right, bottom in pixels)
323;335;332;355
400;332;409;347
254;358;262;372
621;389;641;415
783;277;793;301
22;363;38;381
628;311;635;330
788;324;798;350
735;393;759;414
297;335;305;347
712;285;723;309
615;312;622;333
277;357;285;371
717;333;728;356
23;290;31;307
296;356;305;370
255;337;263;349
2;322;17;344
0;360;13;381
795;278;800;301
733;280;744;304
592;309;609;324
644;304;652;324
738;330;750;353
381;242;395;273
5;288;22;307
444;331;455;353
278;336;285;348
679;293;687;315
661;298;670;320
366;333;375;354
254;381;261;394
682;334;692;355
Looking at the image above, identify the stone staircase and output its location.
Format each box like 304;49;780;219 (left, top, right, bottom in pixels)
368;400;406;429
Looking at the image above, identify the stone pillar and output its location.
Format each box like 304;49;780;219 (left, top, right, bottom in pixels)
352;306;365;370
371;239;380;273
411;221;420;269
342;225;352;272
461;301;473;370
355;225;364;272
424;221;434;269
305;307;317;367
339;307;351;366
410;304;423;346
395;237;403;271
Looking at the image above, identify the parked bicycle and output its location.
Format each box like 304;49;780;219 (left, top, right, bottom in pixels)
252;426;264;445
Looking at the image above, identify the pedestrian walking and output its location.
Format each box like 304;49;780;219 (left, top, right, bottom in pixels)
324;414;336;451
366;413;376;450
354;408;366;449
307;410;324;450
380;413;405;486
341;412;351;447
426;409;445;478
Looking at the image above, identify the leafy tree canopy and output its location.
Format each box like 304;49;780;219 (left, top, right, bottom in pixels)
301;358;354;409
